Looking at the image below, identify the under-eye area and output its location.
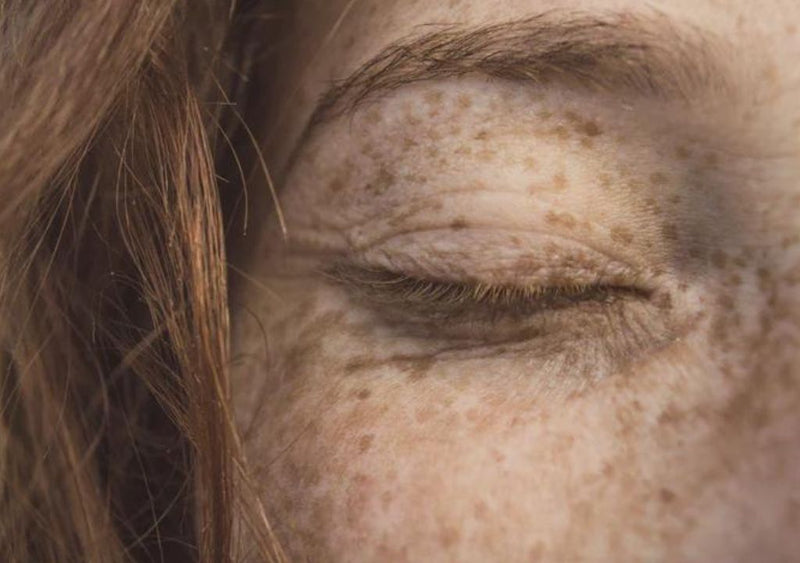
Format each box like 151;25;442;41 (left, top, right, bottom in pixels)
321;258;677;380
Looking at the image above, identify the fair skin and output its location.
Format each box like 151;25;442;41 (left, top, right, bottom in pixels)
232;1;800;560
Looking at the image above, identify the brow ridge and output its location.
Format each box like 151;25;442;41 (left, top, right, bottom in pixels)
309;11;731;127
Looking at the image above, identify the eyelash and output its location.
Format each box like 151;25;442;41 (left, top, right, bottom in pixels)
327;263;651;341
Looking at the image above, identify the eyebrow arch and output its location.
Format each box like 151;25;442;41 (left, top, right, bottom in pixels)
306;11;733;129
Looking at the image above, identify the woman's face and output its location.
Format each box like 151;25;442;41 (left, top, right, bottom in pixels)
233;1;800;560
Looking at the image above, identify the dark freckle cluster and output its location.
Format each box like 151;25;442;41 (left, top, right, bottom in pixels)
364;166;396;195
564;110;603;142
545;210;578;229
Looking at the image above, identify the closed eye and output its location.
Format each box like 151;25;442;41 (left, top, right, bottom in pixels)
326;262;653;344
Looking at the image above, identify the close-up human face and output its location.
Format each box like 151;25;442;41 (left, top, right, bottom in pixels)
232;1;800;560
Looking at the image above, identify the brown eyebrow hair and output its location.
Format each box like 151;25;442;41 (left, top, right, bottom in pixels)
307;11;733;128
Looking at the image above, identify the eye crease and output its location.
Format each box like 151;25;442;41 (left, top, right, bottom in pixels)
323;261;667;354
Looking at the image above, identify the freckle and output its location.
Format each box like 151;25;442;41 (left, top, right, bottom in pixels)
782;234;800;248
424;90;444;106
710;250;728;269
787;24;797;36
550;125;569;140
649;172;668;186
659;488;677;504
581;120;602;137
451;217;468;230
439;526;460;548
675;145;691;160
352;473;370;488
761;64;779;85
457;94;472;109
328;177;344;193
552;172;567;191
356;388;372;400
357;434;374;454
426;145;440;158
538;110;553;120
704;152;720;167
365;109;382;124
580;137;594;148
406;357;437;382
662;223;679;242
611;226;634;245
365;167;396;195
654;291;672;310
474;129;489;141
545;210;577;229
598;173;612;190
449;124;461;135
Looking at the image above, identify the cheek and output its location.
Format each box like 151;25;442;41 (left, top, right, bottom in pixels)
232;265;800;561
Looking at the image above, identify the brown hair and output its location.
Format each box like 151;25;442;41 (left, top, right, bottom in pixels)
0;1;283;560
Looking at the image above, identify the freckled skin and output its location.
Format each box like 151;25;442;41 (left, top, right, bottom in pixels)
232;1;800;561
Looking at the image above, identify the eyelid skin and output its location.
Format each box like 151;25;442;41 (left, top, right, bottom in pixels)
348;228;661;293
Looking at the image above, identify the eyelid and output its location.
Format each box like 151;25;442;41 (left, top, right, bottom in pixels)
324;261;658;347
326;262;651;311
350;228;657;294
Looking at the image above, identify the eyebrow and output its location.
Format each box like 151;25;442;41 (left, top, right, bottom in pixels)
306;11;733;129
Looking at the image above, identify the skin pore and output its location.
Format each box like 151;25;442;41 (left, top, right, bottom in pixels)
232;1;800;560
